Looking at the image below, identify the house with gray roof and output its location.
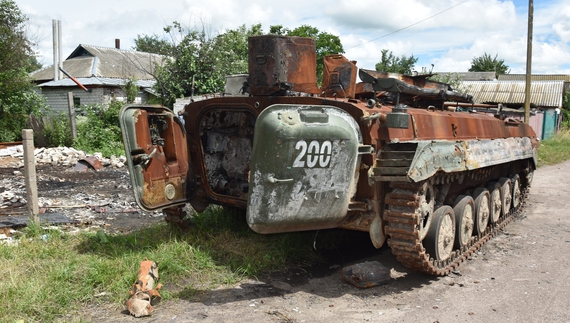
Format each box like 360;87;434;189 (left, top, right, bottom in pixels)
31;44;166;114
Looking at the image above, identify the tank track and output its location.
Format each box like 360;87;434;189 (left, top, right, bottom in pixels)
384;174;529;276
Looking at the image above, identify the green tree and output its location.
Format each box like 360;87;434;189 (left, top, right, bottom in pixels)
0;0;46;141
27;54;42;72
269;24;344;82
133;34;173;56
149;23;263;108
375;49;418;75
468;52;509;77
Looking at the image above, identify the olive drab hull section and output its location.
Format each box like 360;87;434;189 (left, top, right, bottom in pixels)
370;137;537;183
247;104;369;233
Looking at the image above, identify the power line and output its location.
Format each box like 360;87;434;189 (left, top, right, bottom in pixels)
347;0;471;50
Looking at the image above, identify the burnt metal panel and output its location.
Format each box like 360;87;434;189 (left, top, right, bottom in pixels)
359;69;473;103
248;35;320;96
119;105;190;211
321;54;357;98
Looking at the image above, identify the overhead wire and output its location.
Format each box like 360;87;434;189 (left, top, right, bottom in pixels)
346;0;471;50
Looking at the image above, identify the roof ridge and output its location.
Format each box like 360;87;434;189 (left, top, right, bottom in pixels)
79;44;164;57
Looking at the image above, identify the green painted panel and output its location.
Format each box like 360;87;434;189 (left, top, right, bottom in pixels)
247;104;363;233
542;109;558;140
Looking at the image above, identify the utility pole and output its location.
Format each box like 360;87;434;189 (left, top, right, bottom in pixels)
524;0;533;124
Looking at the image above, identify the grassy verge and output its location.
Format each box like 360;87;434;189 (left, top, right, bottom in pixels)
0;207;355;322
537;129;570;167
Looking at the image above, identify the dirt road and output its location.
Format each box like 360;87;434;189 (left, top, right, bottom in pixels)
77;160;570;323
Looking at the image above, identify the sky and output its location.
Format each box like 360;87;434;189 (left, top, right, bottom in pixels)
16;0;570;75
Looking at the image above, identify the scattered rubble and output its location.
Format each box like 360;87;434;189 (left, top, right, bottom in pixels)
0;145;127;168
0;146;163;237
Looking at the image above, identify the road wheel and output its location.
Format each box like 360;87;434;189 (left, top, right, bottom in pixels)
452;195;474;249
487;182;502;223
511;174;522;209
424;205;456;261
498;177;512;216
473;188;490;236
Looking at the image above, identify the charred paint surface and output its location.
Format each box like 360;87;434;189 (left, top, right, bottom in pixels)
119;105;189;211
248;36;320;95
405;137;536;183
199;109;254;199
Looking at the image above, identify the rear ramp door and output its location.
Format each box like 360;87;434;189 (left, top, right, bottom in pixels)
247;104;364;233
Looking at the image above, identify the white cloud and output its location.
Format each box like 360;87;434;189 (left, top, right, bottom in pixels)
15;0;570;74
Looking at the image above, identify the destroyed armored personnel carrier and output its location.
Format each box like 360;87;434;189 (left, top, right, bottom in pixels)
120;35;538;275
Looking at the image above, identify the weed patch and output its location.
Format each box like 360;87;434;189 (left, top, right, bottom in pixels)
537;129;570;166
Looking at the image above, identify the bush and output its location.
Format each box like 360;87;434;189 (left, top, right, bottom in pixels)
73;102;125;157
0;89;46;142
42;114;73;147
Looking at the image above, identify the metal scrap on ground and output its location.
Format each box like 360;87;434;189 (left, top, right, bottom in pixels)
341;261;391;288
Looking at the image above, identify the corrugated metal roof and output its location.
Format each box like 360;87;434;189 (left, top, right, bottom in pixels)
31;44;166;81
498;74;570;82
458;80;564;107
434;72;496;81
38;77;155;88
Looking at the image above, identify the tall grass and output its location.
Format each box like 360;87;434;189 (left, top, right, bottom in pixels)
537;129;570;166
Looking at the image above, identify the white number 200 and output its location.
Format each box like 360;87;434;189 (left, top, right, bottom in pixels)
292;140;332;168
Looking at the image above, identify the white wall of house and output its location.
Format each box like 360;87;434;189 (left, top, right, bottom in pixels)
40;87;149;114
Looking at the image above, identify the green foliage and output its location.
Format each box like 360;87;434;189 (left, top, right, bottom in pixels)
537;129;570;166
0;85;46;141
73;102;124;156
26;53;42;72
0;87;45;142
0;0;36;72
468;52;509;77
375;49;418;74
0;0;45;141
145;23;263;108
133;33;173;56
270;24;344;82
122;78;138;104
561;90;570;129
42;114;73;147
428;72;470;94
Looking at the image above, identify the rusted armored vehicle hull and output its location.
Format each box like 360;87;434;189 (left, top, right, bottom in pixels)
120;35;537;275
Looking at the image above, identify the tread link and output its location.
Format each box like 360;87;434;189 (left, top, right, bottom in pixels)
385;174;528;276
